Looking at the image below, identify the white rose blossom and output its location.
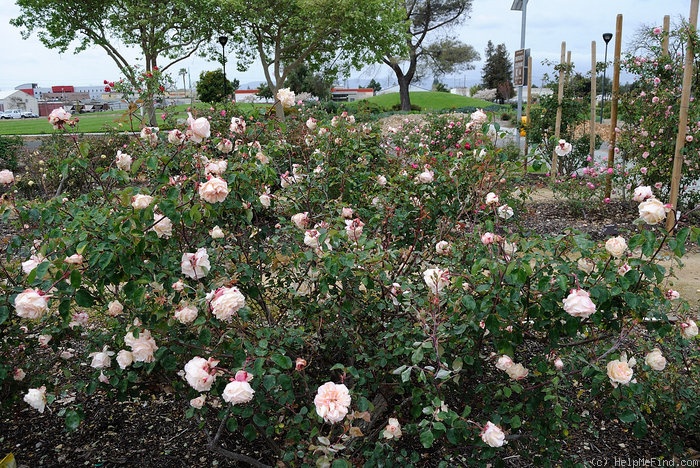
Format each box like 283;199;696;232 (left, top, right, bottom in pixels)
481;421;506;447
24;386;47;413
187;113;211;143
181;248;210;280
223;371;256;405
0;169;15;185
174;305;198;324
605;236;627;258
115;150;132;171
198;176;229;203
497;204;514;220
116;350;134;369
505;363;529;380
209;286;246;321
184;356;219;392
124;329;158;363
89;345;114;369
562;288;596;319
151;213;173;238
209;226;225;239
14;288;49;320
382;418;402;439
107;300;123;317
644;348;667;371
632;185;654;202
435;241;451;255
131;194;154;210
423;268;450;295
638;197;669;225
554;139;573;156
276;88;296;108
314;382;351;423
681;319;698;339
606;352;636;388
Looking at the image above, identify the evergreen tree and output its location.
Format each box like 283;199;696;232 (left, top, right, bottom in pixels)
481;41;513;103
366;79;382;93
196;69;239;103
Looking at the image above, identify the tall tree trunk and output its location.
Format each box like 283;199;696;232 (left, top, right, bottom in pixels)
398;75;412;111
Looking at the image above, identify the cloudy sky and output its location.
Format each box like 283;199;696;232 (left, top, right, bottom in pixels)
0;0;692;92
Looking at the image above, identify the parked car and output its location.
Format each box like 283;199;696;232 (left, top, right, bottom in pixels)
0;109;23;119
21;111;39;118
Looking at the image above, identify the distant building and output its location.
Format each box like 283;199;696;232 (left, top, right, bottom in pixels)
235;89;269;104
330;87;374;101
0;89;39;114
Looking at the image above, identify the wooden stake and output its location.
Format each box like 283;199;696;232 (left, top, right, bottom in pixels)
551;41;566;179
525;55;533;168
604;15;623;199
666;0;699;232
662;15;671;56
590;40;597;163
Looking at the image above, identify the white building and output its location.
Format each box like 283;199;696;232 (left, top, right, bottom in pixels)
0;89;39;114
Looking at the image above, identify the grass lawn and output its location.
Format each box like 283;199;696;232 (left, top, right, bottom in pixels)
359;91;502;112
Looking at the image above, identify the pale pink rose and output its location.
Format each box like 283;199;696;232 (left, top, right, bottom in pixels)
617;263;631;276
24;386;47;413
481;232;498;245
60;350;74;359
505;363;528;380
259;193;271;208
382;418;402;439
415;168;434;184
107;300;123;317
563;288;596;319
98;372;110;384
341;207;354;219
230;117;246;134
205;159;228;176
64;254;83;264
172;280;185;292
124;329;158;363
345;218;365;241
295;358;307;371
0;169;14;185
174;305;198;324
470;109;488;125
22;253;45;275
304;229;321;249
665;289;680;300
554;139;573;156
190;395;207;409
48;107;71;129
187;113;211;143
314;382;351;423
485;192;499;206
131;194;154;209
423;268;449;295
14;288;49;320
607;353;636;387
151;213;173;238
577;257;595;274
222;378;255;405
168;129;186;145
644;348;666;371
216;139;233;153
632;185;653;202
116;350;134;369
69;312;88;328
276;88;296;108
256;151;269;164
554;358;564;370
435;241;450;255
291;212;310;229
377;175;387;186
605;236;628;258
638;198;668;225
198;176;229;203
209;225;225;239
89;345;114;369
481;421;506;447
38;334;52;346
13;368;26;381
210;286;246;321
184;356;219;392
306;117;317;130
181;248;210;280
497;204;514;220
495;355;514;370
680;319;699;339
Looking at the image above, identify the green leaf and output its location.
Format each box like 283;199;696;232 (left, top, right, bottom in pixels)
270;353;293;369
420;429;435;448
64;409;82;431
198;328;212;346
618;409;637;423
74;288;95;307
70;269;81;288
510;415;521;429
226;417;238;432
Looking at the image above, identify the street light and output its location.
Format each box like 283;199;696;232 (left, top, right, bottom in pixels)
511;0;528;152
600;32;613;123
218;35;229;101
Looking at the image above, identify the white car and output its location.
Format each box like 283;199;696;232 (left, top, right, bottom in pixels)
0;109;23;119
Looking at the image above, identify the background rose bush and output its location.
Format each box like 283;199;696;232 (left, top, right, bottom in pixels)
0;99;699;465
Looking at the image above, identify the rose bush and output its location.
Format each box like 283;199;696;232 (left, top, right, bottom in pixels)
0;100;699;465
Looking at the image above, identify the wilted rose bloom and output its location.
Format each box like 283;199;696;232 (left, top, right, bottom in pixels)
167;129;186;145
554;139;573;156
151;213;173;238
563;288;596;319
314;382;351;423
198;176;229;203
64;253;83;264
13;368;26;381
497;204;514;220
140;127;159;147
124;329;158;363
617;263;632;276
605;236;628;258
181;248;210;280
48;107;71;129
505;363;528;380
377;175;387;186
502;240;517;257
341;207;354;219
131;194;154;209
259;193;271;208
22;253;45;275
70;312;89;328
485;192;499;205
222;379;255;405
187;112;210;143
304;229;321;249
172;280;185;292
638;198;669;225
470;109;488;125
174;305;198;324
89;345;114;369
184;356;219;392
209;225;225;239
345;218;365;241
107;300;123;316
495;355;514;370
116;350;133;369
38;334;52;346
435;241;450;255
210;286;246;321
14;288;49;320
0;169;14;185
383;418;402;439
632;185;653;202
24;386;47;413
306;117;317;130
423;268;450;295
230;117;246;134
681;319;699;339
190;395;206;409
205;159;228;176
644;348;666;371
481;421;506;447
291;212;310;229
665;289;680;300
256;151;269;164
276;87;296;108
577;257;595;274
216;139;233;153
606;353;636;388
415;168;434;183
554;358;564;370
295;358;307;371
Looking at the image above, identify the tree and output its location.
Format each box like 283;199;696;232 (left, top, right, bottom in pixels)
196;70;240;104
179;68;188;97
366;79;382;93
286;64;334;101
219;0;405;118
11;0;218;125
256;82;274;101
383;0;478;111
481;41;513;103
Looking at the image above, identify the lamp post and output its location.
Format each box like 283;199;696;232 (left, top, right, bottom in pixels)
600;32;613;123
511;0;528;153
218;35;229;101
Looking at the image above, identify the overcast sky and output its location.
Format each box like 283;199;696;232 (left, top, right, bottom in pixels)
0;0;693;92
